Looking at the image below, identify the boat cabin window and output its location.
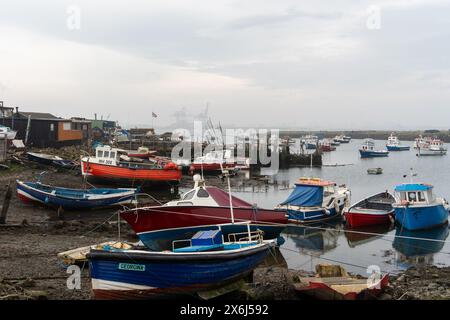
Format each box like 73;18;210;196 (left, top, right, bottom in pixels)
407;192;416;202
418;192;426;202
110;151;116;159
197;188;210;198
97;150;104;158
182;190;196;200
104;151;110;158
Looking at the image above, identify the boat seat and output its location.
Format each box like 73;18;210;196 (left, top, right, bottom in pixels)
173;244;224;253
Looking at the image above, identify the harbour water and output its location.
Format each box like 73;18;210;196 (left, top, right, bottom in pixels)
233;139;450;276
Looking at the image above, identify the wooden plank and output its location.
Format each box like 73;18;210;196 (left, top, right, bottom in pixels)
0;181;12;224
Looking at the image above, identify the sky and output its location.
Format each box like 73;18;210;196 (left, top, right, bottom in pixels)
0;0;450;131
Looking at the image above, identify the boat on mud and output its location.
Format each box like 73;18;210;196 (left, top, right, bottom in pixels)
81;145;181;188
27;152;78;169
119;176;287;251
16;180;138;210
275;178;351;224
87;228;276;299
343;191;395;228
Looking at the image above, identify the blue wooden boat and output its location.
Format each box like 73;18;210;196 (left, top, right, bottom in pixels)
393;183;449;230
276;178;351;223
16;180;138;210
359;139;389;158
27;152;77;169
87;228;275;299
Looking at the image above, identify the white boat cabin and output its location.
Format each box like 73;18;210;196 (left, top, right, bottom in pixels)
394;184;436;206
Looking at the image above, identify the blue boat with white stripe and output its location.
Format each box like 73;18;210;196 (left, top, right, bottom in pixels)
393;183;449;231
87;228;276;299
386;133;410;151
276;178;351;223
16;180;138;210
359;139;389;158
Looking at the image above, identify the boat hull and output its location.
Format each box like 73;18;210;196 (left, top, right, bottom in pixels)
386;145;410;151
190;162;236;172
81;160;181;187
16;181;137;210
88;244;272;299
282;204;345;224
359;150;389;158
120;206;287;250
345;210;393;228
394;204;449;231
417;149;447;156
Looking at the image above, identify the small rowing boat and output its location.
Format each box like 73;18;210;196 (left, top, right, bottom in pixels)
344;191;395;228
27;152;77;169
367;168;383;175
16;180;138;210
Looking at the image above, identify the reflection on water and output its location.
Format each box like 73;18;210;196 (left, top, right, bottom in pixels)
228;139;450;275
393;224;450;267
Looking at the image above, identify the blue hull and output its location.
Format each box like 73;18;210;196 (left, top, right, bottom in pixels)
137;224;285;251
359;150;389;158
283;204;344;223
17;182;136;210
88;245;271;298
386;145;410;151
306;143;317;150
394;204;449;231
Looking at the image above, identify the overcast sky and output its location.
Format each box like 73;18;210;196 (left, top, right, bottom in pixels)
1;0;450;130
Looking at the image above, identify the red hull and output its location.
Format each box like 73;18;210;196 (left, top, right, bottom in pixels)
81;160;181;184
120;205;287;234
345;211;393;228
190;163;235;172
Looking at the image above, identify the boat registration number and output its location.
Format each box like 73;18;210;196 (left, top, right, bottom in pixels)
118;263;146;272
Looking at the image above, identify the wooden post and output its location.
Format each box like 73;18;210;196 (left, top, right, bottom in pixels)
24;114;31;145
0;181;12;224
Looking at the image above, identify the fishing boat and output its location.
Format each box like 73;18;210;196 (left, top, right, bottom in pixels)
294;264;389;300
330;139;340;147
301;135;318;150
80;145;181;188
414;135;432;149
16;180;138;210
386;133;410;151
120;175;287;250
393;183;449;231
359;139;389;158
87;227;276;299
190;150;236;173
367;168;383;175
0;125;17;140
417;138;447;156
334;135;351;144
27;152;77;169
275;178;351;223
343;191;395;228
319;139;336;152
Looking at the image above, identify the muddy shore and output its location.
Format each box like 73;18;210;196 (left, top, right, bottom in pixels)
0;162;449;300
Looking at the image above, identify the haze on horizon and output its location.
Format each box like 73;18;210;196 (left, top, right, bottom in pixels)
1;0;450;131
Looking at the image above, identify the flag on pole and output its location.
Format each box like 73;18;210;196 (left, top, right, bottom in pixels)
152;112;158;118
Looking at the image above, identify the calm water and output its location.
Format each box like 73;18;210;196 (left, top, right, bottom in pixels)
232;139;450;276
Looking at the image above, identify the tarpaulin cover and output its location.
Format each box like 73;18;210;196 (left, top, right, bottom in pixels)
280;185;323;207
206;186;253;208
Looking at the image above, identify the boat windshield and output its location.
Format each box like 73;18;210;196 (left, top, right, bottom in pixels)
182;190;196;200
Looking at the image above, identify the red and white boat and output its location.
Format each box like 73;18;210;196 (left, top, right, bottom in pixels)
319;139;336;152
126;146;157;159
190;150;236;173
343;192;395;228
81;146;181;188
120;176;287;250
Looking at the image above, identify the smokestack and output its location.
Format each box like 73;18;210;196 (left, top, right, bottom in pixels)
15;107;19;114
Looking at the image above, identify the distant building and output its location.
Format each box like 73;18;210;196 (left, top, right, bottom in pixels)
2;109;91;148
128;128;155;141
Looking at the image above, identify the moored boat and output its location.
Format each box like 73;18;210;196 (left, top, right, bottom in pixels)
81;145;181;188
301;135;319;150
417;138;447;156
386;133;410;151
393;183;449;231
294;264;389;300
319;139;336;152
87;228;276;299
27;152;77;169
367;167;383;175
190;150;236;173
119;176;287;250
359;139;389;158
275;178;350;224
343;191;395;228
16;180;138;210
0;125;17;140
